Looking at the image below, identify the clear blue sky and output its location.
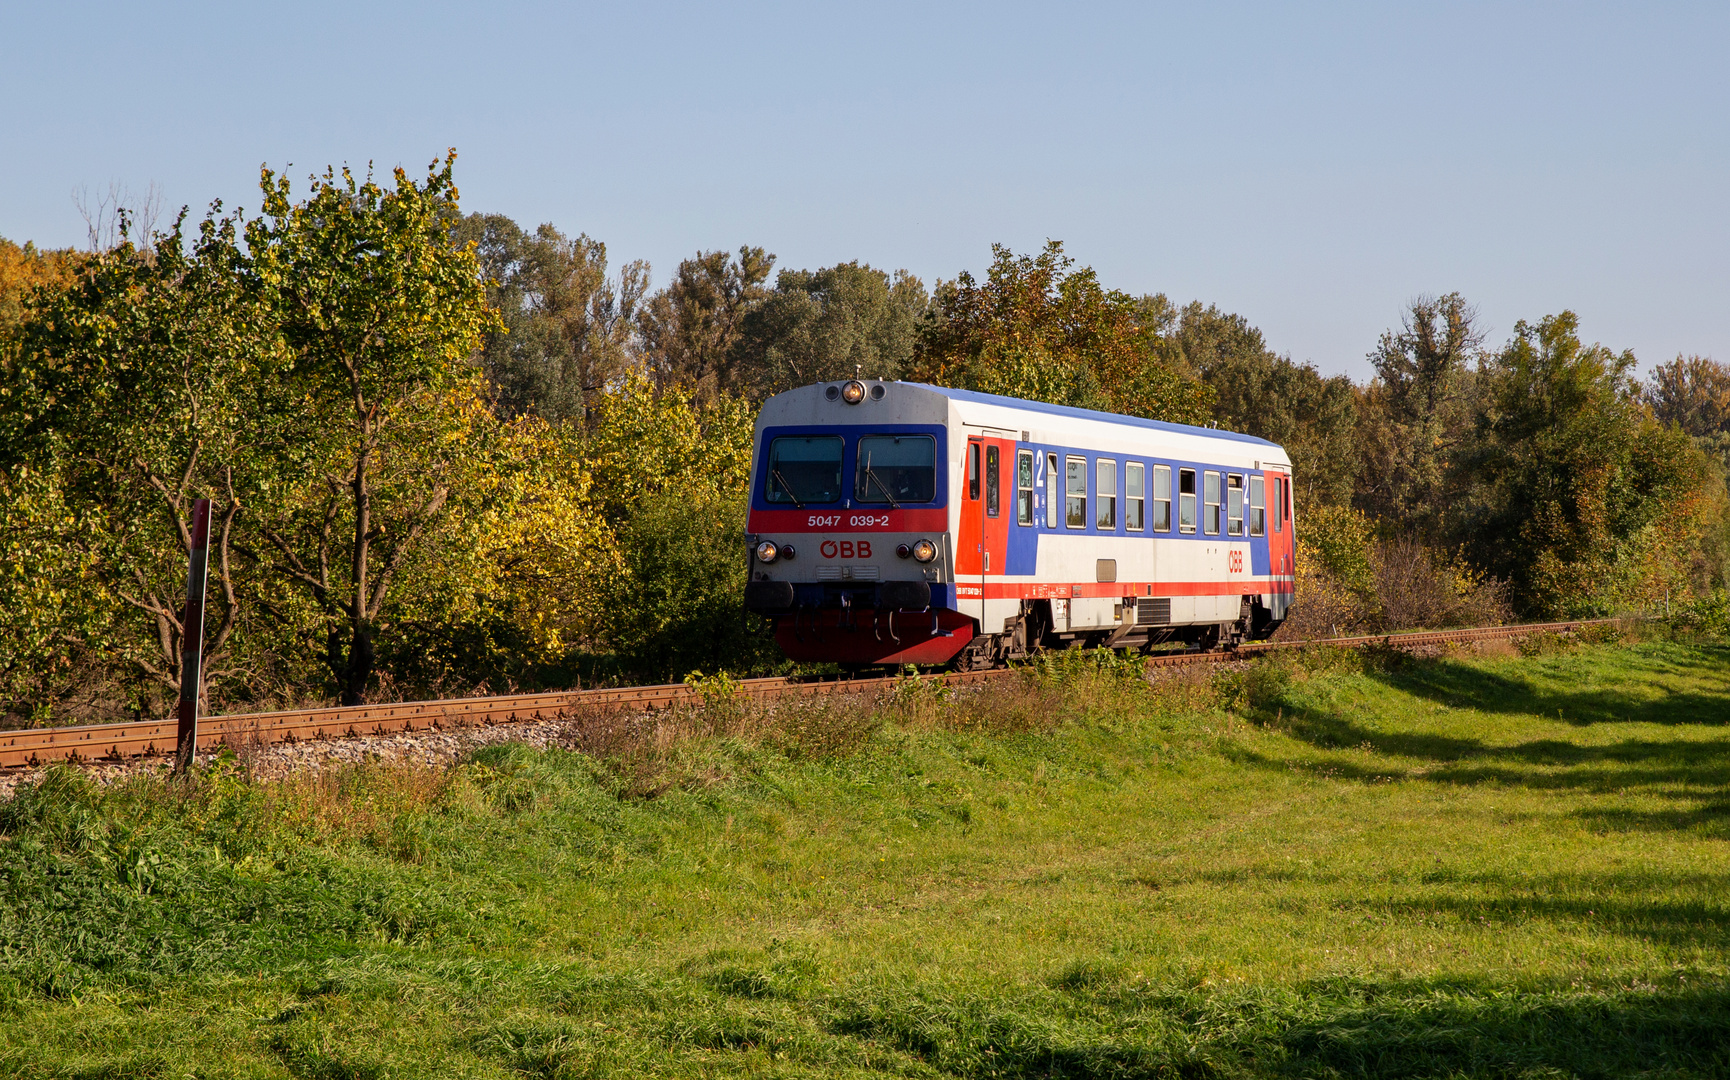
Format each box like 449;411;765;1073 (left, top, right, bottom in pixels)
2;2;1724;379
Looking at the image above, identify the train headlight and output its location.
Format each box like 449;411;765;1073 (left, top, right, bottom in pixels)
754;540;779;563
841;379;866;404
911;538;937;563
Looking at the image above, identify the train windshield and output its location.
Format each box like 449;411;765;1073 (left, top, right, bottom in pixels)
765;436;843;504
854;435;936;504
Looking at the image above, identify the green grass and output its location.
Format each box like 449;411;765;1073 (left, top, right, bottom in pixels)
2;634;1728;1078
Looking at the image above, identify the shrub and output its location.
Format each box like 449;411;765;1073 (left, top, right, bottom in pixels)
1372;537;1510;631
1214;657;1294;718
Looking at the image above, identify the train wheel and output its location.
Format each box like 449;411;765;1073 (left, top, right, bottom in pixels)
948;632;1006;671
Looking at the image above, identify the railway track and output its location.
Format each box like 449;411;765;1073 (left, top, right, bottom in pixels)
0;619;1610;771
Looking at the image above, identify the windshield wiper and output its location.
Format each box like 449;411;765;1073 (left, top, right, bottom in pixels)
771;468;805;508
861;453;900;509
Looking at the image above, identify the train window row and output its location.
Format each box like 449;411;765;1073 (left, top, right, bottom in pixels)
765;434;1292;539
1027;450;1270;538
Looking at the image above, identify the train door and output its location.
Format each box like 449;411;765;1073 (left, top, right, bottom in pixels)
957;435;1012;628
1267;470;1295;617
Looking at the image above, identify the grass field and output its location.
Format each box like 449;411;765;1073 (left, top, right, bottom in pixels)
2;633;1728;1078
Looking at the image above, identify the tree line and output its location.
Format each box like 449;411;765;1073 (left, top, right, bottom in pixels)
2;155;1725;725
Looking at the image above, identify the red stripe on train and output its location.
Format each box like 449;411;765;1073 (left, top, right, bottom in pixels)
952;580;1295;600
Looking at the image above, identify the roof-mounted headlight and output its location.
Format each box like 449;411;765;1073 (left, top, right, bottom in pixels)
912;538;937;563
841;380;866;404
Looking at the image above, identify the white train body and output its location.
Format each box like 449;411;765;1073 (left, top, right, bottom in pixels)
743;381;1296;667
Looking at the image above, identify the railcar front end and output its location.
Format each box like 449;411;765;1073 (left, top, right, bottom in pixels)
743;379;971;666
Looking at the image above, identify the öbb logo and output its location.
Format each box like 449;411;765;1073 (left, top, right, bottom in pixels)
819;540;872;559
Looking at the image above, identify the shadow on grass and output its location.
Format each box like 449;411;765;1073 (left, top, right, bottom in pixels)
1226;645;1730;788
1261;978;1730;1080
1331;883;1730;950
827;975;1730;1078
1374;644;1730;729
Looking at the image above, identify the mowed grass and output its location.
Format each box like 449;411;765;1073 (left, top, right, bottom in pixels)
2;634;1728;1078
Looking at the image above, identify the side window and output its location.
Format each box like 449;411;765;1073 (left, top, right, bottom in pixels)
1016;450;1034;525
985;445;1000;518
1204;471;1221;535
1045;453;1059;528
1065;456;1087;528
1126;462;1145;531
968;442;980;502
1152;465;1172;532
1249;475;1265;536
1178;468;1197;533
1095;458;1117;530
1227;474;1244;536
1285;476;1293;527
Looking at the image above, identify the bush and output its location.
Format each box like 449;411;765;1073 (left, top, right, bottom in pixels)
1372;537;1510;631
1667;591;1730;639
1214;657;1294;718
1284;506;1510;637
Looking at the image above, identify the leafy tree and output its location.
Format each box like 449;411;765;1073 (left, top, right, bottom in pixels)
578;374;771;680
1355;293;1482;529
1460;312;1710;615
0;238;83;337
730;262;929;397
0;469;117;723
638;246;775;397
452;213;647;422
1646;354;1730;437
1174;300;1357;508
911;241;1213;425
358;402;622;699
0;211;282;712
244;153;503;705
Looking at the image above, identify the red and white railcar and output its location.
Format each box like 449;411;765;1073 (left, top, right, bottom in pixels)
743;380;1296;668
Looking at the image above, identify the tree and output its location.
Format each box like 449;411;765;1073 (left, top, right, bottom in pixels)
0;210;281;712
911;241;1213;425
1646;354;1730;437
1460;312;1709;615
578;374;770;680
1175;300;1358;508
452;214;647;422
637;246;775;397
1355;293;1482;529
730;262;928;398
0;237;83;337
244;153;502;705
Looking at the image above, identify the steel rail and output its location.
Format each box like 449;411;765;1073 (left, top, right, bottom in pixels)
0;619;1610;770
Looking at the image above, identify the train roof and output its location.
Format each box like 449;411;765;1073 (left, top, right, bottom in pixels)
755;381;1291;468
905;384;1282;449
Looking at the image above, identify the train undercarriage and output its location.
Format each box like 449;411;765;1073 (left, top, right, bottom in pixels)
755;594;1285;673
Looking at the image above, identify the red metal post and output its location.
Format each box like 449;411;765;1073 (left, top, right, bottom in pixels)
174;499;212;773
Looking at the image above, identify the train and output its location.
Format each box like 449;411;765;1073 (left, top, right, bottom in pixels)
742;379;1296;669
